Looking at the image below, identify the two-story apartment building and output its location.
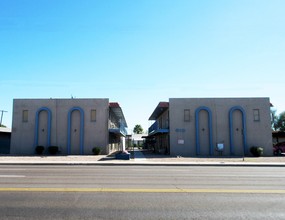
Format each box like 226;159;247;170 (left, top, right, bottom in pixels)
148;102;170;154
10;98;127;155
147;98;272;157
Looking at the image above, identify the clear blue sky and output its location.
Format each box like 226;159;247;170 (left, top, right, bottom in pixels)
1;0;284;132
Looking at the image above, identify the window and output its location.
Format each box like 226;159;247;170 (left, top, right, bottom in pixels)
22;110;28;122
91;109;96;122
253;109;260;121
184;109;190;122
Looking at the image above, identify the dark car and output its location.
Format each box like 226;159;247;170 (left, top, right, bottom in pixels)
273;142;285;156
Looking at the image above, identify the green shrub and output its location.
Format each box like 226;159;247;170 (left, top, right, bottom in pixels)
35;146;44;155
92;147;101;155
48;146;59;155
250;146;263;157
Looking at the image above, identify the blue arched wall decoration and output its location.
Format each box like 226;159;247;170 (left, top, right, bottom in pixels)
67;107;84;155
195;106;213;156
34;107;52;147
229;106;247;155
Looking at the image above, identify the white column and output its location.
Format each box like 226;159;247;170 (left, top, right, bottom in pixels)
120;136;126;152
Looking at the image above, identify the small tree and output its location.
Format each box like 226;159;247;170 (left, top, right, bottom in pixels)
133;124;143;134
271;109;278;131
277;111;285;132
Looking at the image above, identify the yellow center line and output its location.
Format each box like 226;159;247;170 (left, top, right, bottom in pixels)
0;188;285;194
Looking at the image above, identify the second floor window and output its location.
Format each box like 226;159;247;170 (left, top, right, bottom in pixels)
22;110;28;122
184;109;190;122
91;109;96;122
253;109;260;121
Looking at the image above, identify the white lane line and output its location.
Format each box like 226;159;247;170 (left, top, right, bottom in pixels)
0;175;26;178
0;169;27;171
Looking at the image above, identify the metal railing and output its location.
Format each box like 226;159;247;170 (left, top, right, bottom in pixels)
109;120;128;136
148;121;158;134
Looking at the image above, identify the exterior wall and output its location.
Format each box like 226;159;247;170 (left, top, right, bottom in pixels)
154;134;169;154
169;98;272;157
158;110;169;129
10;99;110;155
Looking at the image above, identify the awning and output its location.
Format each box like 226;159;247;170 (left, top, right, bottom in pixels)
148;128;169;136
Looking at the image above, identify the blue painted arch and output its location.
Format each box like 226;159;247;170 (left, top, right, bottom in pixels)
229;106;247;155
34;107;52;147
67;107;84;155
195;106;213;156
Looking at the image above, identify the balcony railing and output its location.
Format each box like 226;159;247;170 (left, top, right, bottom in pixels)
109;121;127;136
148;121;169;136
148;121;159;134
120;124;128;136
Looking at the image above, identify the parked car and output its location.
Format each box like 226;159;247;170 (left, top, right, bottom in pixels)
273;142;285;156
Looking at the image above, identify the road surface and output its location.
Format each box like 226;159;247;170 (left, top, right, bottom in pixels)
0;165;284;219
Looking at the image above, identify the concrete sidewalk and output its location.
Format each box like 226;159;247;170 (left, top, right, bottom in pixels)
133;149;147;161
0;151;285;166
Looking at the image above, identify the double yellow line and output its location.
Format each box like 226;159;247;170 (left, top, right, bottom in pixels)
0;188;285;194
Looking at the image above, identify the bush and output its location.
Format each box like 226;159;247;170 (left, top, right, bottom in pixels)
92;147;101;155
48;146;59;155
35;146;44;155
250;146;263;157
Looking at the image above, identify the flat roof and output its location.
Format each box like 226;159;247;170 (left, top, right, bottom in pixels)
149;102;169;120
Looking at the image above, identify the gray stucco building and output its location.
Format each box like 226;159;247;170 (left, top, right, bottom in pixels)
147;98;272;156
10;99;127;155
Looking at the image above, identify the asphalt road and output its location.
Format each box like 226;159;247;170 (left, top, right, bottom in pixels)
0;165;285;219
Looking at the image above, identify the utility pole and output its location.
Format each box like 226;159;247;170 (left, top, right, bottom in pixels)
0;110;8;127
